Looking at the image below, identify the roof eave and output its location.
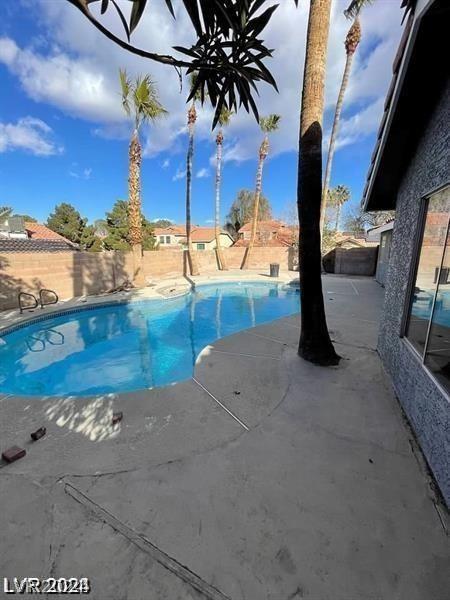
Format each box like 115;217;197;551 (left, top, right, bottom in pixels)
363;0;437;212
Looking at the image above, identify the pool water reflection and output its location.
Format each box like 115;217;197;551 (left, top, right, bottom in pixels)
0;282;300;397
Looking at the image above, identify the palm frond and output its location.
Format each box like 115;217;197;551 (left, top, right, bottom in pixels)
189;71;202;103
218;107;233;128
119;68;131;116
344;0;373;19
133;74;167;125
260;114;281;133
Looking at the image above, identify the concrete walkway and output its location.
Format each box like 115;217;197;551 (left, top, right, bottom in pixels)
0;276;448;599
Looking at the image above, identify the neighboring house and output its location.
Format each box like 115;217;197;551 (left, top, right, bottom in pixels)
362;0;449;504
0;217;77;252
236;220;297;247
190;228;234;251
154;225;234;251
154;225;186;248
365;220;395;244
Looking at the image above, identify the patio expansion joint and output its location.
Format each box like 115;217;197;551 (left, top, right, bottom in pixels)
64;481;232;600
210;348;281;361
192;377;250;432
308;419;412;460
247;330;294;347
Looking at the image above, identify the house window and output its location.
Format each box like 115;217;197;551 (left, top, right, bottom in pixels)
197;243;206;250
159;236;165;244
166;236;171;244
405;185;450;393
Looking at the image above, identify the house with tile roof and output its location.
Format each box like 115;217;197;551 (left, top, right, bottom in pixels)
362;0;449;505
236;220;297;247
154;225;233;251
0;217;78;252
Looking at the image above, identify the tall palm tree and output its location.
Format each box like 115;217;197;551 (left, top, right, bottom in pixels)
297;0;339;365
333;185;350;231
214;107;232;270
119;69;167;286
320;2;367;243
185;74;200;276
241;114;280;270
0;206;12;223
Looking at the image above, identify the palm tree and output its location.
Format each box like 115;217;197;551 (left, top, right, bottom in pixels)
241;114;280;270
185;74;201;276
214;107;232;270
297;0;339;365
328;185;350;231
0;206;12;223
320;2;367;244
119;69;167;286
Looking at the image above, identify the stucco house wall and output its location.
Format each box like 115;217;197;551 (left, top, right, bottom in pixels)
196;233;234;251
377;81;450;505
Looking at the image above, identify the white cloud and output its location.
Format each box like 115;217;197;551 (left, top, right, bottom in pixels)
161;158;170;169
0;116;62;156
196;167;209;179
333;97;385;150
69;164;92;179
172;167;186;181
0;0;403;162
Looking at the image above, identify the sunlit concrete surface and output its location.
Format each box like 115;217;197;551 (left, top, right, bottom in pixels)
0;275;448;600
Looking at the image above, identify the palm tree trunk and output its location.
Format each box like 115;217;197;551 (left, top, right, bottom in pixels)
320;49;355;243
241;149;265;270
186;117;199;276
128;130;145;287
215;134;227;270
297;0;339;365
335;202;341;232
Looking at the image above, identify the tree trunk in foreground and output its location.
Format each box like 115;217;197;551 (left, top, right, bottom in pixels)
320;17;360;244
215;131;227;270
128;131;145;287
297;0;339;365
186;105;199;276
241;138;268;269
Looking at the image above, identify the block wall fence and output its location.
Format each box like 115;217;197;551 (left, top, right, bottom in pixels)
0;247;295;310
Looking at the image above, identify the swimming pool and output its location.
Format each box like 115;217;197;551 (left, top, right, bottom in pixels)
0;282;300;397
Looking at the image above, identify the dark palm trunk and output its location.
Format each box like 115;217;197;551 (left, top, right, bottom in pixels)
297;0;339;365
186;104;199;276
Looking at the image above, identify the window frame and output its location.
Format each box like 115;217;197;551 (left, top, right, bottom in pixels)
402;183;450;369
401;183;450;339
197;243;206;250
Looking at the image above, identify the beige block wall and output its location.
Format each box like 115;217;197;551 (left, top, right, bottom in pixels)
0;247;295;310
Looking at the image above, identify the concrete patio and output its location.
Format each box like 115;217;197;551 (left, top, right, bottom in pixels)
0;275;448;600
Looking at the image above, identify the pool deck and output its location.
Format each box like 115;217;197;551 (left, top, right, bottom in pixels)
0;274;448;600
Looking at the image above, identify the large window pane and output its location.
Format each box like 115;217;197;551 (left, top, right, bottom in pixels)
406;186;450;358
425;213;450;391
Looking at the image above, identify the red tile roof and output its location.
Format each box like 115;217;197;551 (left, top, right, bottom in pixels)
25;222;72;242
238;220;287;233
154;225;186;236
234;238;291;248
155;226;232;243
191;227;231;242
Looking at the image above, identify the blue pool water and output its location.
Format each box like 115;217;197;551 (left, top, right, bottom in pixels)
0;282;300;397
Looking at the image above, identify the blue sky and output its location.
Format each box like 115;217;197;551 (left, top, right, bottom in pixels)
0;0;403;227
